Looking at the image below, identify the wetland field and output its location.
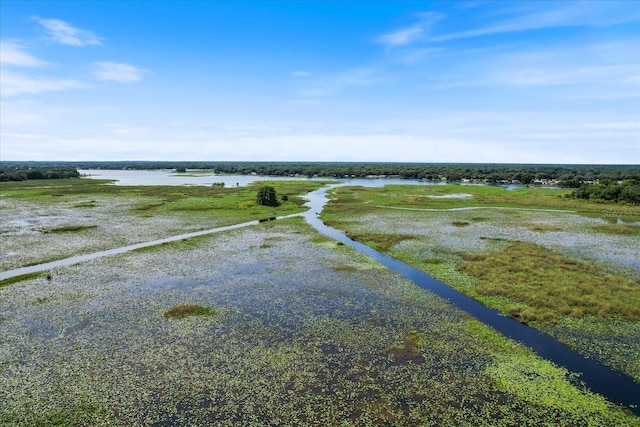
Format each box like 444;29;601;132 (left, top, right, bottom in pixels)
1;178;639;425
322;185;640;385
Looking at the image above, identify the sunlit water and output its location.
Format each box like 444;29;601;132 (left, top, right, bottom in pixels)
78;168;450;187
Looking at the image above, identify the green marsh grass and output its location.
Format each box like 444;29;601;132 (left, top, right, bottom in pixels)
323;184;640;222
0;272;43;288
22;256;69;267
528;224;563;232
458;241;640;324
72;200;99;208
345;232;414;251
43;225;98;233
125;180;330;221
593;223;640;235
133;201;165;211
164;304;217;319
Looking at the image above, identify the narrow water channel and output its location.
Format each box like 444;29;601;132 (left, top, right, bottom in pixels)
303;185;640;415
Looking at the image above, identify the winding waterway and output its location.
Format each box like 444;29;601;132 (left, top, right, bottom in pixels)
2;182;639;414
303;185;640;415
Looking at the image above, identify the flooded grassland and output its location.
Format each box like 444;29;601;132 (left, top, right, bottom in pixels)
0;179;325;271
1;180;638;425
1;217;636;425
321;185;640;384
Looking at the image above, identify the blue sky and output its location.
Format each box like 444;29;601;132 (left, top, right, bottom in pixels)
1;1;639;163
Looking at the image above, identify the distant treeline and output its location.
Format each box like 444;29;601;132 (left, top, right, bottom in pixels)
570;179;640;205
0;166;79;182
1;161;639;187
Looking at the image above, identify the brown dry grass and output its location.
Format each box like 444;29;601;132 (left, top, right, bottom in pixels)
458;242;640;324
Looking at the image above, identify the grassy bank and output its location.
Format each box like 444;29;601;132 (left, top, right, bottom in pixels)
0;177;326;219
322;184;640;382
1;218;636;425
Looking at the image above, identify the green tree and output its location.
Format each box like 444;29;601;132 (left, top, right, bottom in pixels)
257;185;280;207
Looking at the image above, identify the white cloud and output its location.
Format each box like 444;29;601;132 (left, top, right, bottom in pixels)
0;41;46;67
378;25;424;47
92;62;148;82
0;69;86;97
0;40;88;97
1;104;637;162
377;12;444;47
33;16;102;46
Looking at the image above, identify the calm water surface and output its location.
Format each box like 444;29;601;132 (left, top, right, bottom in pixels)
78;169;449;187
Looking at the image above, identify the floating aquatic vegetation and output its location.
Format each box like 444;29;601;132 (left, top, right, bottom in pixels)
322;184;640;384
0;180;326;270
1;220;636;425
2;181;639;424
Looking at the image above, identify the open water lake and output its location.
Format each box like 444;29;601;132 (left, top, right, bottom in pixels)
78;168;449;188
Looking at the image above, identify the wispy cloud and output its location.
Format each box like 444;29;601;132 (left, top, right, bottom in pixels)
300;68;383;97
0;70;86;97
376;2;640;49
92;62;148;82
291;70;311;77
378;12;443;47
0;41;86;96
33;16;102;46
378;25;424;47
421;36;640;104
429;1;640;43
0;41;46;67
